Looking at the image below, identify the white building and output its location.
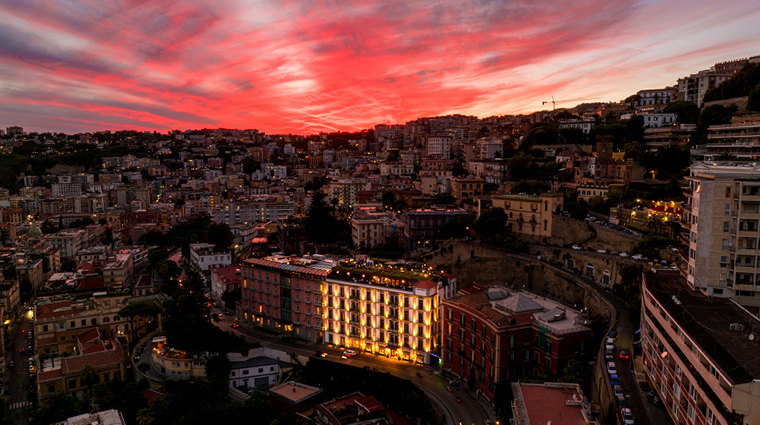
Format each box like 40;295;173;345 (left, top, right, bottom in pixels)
43;229;86;258
52;182;82;198
329;179;365;207
620;112;677;127
189;243;231;271
227;348;289;390
263;164;288;180
558;119;595;134
210;266;241;301
677;69;732;107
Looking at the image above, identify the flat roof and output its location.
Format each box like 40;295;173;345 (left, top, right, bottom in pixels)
644;270;760;384
512;382;586;425
269;381;322;404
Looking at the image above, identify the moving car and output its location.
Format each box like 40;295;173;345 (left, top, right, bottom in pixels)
597;249;607;254
614;385;624;399
619;350;629;360
572;245;583;250
622;407;634;424
342;350;357;358
607;362;617;375
313;351;327;358
231;323;239;329
610;374;620;386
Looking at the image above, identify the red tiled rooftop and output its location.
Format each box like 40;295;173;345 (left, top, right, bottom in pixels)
36;300;78;321
414;279;437;290
211;266;242;284
519;384;585;425
38;368;63;383
76;261;94;274
62;347;123;374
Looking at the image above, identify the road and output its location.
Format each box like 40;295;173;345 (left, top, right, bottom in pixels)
213;306;494;425
5;308;34;425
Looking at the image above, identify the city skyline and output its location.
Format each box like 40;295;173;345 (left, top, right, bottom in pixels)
1;0;759;135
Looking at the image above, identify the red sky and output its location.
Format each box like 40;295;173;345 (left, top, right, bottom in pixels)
1;0;759;135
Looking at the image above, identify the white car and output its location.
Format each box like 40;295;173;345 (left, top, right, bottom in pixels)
619;252;630;258
622;407;634;424
572;245;583;250
585;217;596;221
632;254;643;260
597;249;607;254
605;337;615;351
607;361;617;375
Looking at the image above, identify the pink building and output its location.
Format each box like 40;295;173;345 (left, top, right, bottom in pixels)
210;266;242;301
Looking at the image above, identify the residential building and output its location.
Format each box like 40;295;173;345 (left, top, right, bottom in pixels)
314;392;410;425
16;258;44;288
329;180;365;207
102;253;134;287
350;211;404;249
682;162;760;312
189;243;231;271
57;409;127;425
637;87;674;109
677;69;732;107
37;328;127;405
511;382;599;425
268;381;323;417
44;229;86;258
704;115;760;159
227;347;290;390
240;256;329;342
278;216;306;254
52;182;82;198
210;266;242;301
491;193;563;241
442;285;592;401
558;119;595;134
642;270;760;425
212;199;297;224
643;124;696;151
620;112;677;127
575;184;610;202
75;245;112;267
426;136;452;159
0;277;20;314
450;177;484;199
150;336;210;379
402;208;469;249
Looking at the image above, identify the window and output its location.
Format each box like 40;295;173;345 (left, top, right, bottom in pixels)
722;239;729;251
720;256;728;267
724;221;730;233
688;383;697;399
725;203;731;215
706;407;714;424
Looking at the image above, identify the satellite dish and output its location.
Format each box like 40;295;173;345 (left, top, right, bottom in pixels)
750;333;755;341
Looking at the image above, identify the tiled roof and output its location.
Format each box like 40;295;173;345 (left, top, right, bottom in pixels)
36;300;78;321
62;349;123;374
38;368;63;383
415;279;437;290
37;336;58;347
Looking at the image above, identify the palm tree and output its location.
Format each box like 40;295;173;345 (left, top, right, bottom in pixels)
136;408;155;425
718;152;736;161
80;364;98;403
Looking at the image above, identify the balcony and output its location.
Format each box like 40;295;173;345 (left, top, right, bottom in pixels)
349;293;361;300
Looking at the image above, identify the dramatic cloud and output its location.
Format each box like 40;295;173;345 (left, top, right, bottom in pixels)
1;0;759;134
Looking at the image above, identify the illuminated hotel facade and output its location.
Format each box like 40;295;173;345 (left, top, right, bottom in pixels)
239;256;446;364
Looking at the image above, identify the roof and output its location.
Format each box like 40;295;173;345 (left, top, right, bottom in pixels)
243;258;332;277
211;266;242;284
644;270;760;384
62;348;123;374
512;382;587;425
269;381;322;404
75;262;95;274
230;356;279;369
414;279;437;290
38;368;63;383
36;300;78;321
498;294;544;314
142;389;166;404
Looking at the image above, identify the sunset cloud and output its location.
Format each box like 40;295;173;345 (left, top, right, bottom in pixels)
1;0;758;134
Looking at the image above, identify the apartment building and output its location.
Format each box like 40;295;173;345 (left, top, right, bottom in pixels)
329;180;365;207
350;211;405;249
16;258;44;288
102;253;134;287
51;182;82;198
402;208;469;249
512;382;599;425
677;69;732;107
704;115;760;159
44;229;86;258
240;256;329;343
450;177;485;200
620;112;677;127
643;124;696;152
189;243;231;271
0;277;20;314
491;193;563;242
322;264;441;364
210;266;242;301
212;199;297;224
442;285;592;401
682;162;760;312
637;87;674;111
150;336;209;380
426;136;452;159
642;270;760;425
37;328;127;405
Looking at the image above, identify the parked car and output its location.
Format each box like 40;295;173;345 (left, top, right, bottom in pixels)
614;385;624;399
622;407;634;424
632;254;643;260
610;374;620;386
605;349;614;362
597;249;607;254
605;337;615;351
607;362;617;375
623;229;632;234
585;217;596;221
619;252;630;258
572;245;583;250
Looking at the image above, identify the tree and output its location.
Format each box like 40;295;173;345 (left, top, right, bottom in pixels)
475;208;508;241
206;222;234;250
81;216;95;227
624;141;642;160
381;191;395;209
136;407;155;425
118;302;164;341
221;288;241;310
561;359;584;383
137;230;166;247
749;82;760;112
587;196;607;214
507;152;532;181
511;180;535;194
41;220;58;234
148;247;169;268
619;264;644;299
205;354;233;385
61;259;77;272
663;101;699;124
103;227;114;247
80;364;98;402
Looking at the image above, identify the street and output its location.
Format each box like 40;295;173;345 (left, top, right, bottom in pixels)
213;307;495;425
5;308;34;425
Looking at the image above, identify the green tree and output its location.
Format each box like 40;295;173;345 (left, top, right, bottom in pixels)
561;359;584;383
136;407;155;425
619;264;644;299
221;288;241;310
205;354;233;385
507;152;532;181
511;180;536;194
137;230;166;246
663;101;699;124
475;208;508;241
624;141;643;160
148;247;169;268
206;222;234;250
103;227;114;247
118;302;163;341
587;196;607;214
41;220;58;234
80;364;98;402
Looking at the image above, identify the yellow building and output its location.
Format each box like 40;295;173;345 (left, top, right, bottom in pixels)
150;336;208;379
491;193;563;241
450;177;485;200
322;265;441;364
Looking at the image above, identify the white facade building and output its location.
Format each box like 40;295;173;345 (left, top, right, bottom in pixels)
189;243;231;271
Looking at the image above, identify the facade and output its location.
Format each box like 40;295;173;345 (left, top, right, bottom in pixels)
150;336;209;379
637;87;673;110
682;162;760;312
227;348;290;390
491;193;563;241
442;285;592;401
642;270;760;425
329;180;365;207
677;69;732;107
426;136;452;159
558;119;595;134
0;277;20;314
322;266;440;364
240;256;329;343
212;199;297;224
16;258;44;288
278;216;305;254
189;243;231;271
102;253;134;287
75;245;112;267
705;115;760;159
52;182;82;198
210;266;242;300
402;208;469;249
350;211;404;249
450;177;484;199
511;382;599;425
44;229;86;258
643;124;696;151
621;112;677;127
575;184;609;201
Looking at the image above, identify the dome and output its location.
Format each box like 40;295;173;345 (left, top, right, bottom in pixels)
27;226;42;238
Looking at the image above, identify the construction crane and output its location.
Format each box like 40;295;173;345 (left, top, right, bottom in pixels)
541;97;598;110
